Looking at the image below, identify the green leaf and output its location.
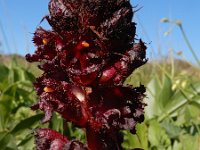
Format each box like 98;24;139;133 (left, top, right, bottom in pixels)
158;74;173;109
17;134;34;147
0;131;7;141
64;122;86;143
0;64;9;82
145;76;162;119
122;130;143;149
161;121;182;139
14;107;35;120
172;140;182;150
11;114;43;135
135;123;148;150
50;113;64;134
121;123;148;150
23;69;35;82
180;134;199;150
148;120;171;148
0;104;10;130
0;133;18;150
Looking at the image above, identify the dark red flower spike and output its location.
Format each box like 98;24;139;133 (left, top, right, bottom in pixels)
26;0;147;149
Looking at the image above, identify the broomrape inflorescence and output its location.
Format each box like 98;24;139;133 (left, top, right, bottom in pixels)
26;0;147;149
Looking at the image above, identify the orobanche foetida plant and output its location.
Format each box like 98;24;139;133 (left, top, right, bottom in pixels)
26;0;147;149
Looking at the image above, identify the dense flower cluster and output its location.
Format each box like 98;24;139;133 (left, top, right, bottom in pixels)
26;0;147;149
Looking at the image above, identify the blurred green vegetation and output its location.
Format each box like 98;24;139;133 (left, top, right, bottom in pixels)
123;59;200;150
0;55;86;149
122;19;200;150
0;56;42;150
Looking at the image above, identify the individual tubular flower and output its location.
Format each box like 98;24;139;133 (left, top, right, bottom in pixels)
26;0;147;150
34;128;88;150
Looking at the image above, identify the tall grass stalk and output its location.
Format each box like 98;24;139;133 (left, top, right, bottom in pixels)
177;23;200;66
0;19;11;53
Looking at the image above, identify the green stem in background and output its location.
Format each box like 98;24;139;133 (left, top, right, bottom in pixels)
193;122;200;135
158;97;187;122
158;89;191;122
177;23;200;66
63;121;71;137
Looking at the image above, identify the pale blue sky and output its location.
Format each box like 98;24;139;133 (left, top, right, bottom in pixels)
0;0;199;63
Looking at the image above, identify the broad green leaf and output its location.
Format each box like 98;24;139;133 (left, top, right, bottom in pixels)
135;123;148;150
158;74;173;109
0;131;7;141
121;123;148;150
172;140;182;150
190;81;200;94
63;122;86;143
145;76;162;119
0;95;14;129
148;120;171;148
0;104;10;130
122;130;143;149
161;121;182;139
17;135;32;147
180;134;199;150
0;133;18;150
23;69;35;82
0;64;9;82
177;103;200;126
158;89;192;122
14;107;35;120
50;113;64;134
11;114;43;135
17;134;34;150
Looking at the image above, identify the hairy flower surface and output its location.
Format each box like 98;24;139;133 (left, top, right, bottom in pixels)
34;128;88;150
26;0;147;149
